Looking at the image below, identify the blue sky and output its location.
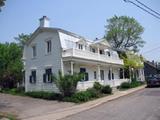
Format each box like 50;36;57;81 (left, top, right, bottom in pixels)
0;0;160;61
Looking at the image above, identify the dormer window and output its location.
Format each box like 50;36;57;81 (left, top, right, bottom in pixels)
32;45;36;58
99;50;104;54
46;40;51;53
78;44;83;50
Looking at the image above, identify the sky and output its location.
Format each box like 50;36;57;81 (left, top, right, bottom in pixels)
0;0;160;61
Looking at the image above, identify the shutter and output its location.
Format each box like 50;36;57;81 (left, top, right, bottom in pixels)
85;73;89;81
29;75;32;83
43;74;46;83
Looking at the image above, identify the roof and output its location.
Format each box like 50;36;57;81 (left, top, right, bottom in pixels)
26;27;111;49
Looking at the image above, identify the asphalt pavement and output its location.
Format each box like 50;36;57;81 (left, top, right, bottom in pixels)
61;87;160;120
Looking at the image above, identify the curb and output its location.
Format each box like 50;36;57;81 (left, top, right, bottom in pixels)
23;85;146;120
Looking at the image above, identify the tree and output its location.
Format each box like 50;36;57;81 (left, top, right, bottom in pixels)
14;33;31;48
105;15;145;52
0;42;23;88
53;72;83;97
0;0;6;11
122;52;144;81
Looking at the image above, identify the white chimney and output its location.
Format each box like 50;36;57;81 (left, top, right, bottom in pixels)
39;16;50;27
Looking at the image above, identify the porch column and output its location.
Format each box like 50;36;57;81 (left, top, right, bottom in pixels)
97;65;101;81
123;68;125;79
71;61;74;75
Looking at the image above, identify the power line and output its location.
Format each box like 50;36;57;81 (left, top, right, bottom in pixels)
142;46;160;54
135;0;160;17
123;0;160;20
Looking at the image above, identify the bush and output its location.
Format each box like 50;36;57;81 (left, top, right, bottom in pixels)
25;91;62;100
101;85;112;94
120;82;131;89
86;88;100;98
54;72;83;97
93;82;103;91
64;87;102;103
64;91;91;103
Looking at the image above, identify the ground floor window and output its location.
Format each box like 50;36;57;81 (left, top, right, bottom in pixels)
100;70;104;80
94;71;97;79
80;68;89;81
108;70;111;80
43;68;53;83
29;70;36;83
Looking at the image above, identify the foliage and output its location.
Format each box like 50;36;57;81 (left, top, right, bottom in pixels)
25;91;62;100
120;82;131;89
14;33;32;48
0;0;6;11
119;81;144;89
0;112;17;120
64;84;112;103
101;85;112;94
64;88;101;103
93;82;103;91
123;52;144;69
53;72;83;97
105;15;145;52
0;42;23;88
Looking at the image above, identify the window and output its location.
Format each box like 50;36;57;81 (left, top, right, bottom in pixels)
107;51;111;57
29;70;36;83
78;44;83;50
80;68;88;81
43;68;53;83
32;45;36;58
46;40;51;53
99;50;104;54
112;73;114;80
108;70;111;80
94;71;97;79
100;70;104;80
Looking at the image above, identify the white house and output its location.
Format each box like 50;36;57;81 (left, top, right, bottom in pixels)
23;16;129;92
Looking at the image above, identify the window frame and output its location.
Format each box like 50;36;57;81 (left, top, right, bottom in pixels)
32;45;37;58
46;40;52;54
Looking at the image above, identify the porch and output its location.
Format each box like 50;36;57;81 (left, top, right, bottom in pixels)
62;60;126;90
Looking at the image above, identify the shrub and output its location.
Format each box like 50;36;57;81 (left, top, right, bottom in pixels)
120;82;131;89
64;91;91;103
64;87;104;103
86;88;100;98
101;85;112;94
93;82;103;91
25;91;62;100
54;72;83;97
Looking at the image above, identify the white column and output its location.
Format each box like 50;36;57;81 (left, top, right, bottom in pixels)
61;58;64;76
97;65;101;81
123;68;125;79
71;61;74;75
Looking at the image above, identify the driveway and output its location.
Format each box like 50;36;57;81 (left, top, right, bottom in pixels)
61;87;160;120
0;93;74;119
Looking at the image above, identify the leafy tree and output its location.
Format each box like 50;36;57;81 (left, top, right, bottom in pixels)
14;33;31;48
122;52;144;81
0;0;6;11
53;72;83;97
105;15;145;52
0;42;23;88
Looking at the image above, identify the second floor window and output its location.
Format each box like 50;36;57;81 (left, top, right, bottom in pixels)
32;45;36;58
46;40;52;53
78;44;83;50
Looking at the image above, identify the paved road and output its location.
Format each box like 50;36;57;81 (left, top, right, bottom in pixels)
61;88;160;120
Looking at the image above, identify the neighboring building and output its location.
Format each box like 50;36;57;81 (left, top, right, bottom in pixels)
23;16;128;92
144;61;160;79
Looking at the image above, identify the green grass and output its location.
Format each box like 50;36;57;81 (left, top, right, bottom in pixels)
0;112;18;120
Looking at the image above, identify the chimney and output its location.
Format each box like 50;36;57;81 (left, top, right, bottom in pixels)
39;16;50;27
